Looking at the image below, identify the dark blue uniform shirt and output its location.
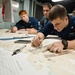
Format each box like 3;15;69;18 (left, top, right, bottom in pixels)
15;17;39;30
40;15;75;40
40;16;50;28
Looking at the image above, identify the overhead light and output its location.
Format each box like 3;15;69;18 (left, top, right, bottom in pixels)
52;0;63;2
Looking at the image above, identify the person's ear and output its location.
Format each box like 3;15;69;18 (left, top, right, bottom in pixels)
65;16;68;21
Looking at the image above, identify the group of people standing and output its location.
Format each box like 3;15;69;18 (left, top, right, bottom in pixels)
11;3;75;53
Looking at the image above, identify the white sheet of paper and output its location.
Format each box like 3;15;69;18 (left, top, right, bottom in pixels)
0;47;22;75
0;47;53;75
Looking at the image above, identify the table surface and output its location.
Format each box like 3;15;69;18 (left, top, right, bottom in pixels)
0;29;75;75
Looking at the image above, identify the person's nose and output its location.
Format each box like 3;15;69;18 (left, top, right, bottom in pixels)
22;17;25;20
54;25;58;30
44;11;47;14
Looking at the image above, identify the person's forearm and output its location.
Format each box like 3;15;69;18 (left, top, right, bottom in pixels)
68;40;75;49
37;32;45;40
27;28;37;34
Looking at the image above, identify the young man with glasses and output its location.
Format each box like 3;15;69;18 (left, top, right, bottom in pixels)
32;4;75;53
40;3;52;29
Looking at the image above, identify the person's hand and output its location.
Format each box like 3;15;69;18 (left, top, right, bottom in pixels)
26;28;37;34
47;41;64;53
31;33;44;47
11;26;18;33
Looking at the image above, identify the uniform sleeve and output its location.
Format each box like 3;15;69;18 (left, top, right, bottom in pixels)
39;21;54;37
15;20;22;30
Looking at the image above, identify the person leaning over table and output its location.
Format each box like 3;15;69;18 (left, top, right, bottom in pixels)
40;3;52;29
11;10;39;34
31;4;75;53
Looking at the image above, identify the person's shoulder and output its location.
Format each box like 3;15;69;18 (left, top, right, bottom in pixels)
17;19;23;23
29;17;38;21
46;21;52;25
29;17;37;19
41;16;46;21
68;15;75;20
44;21;53;27
68;15;75;23
68;15;75;26
29;17;33;19
16;20;24;25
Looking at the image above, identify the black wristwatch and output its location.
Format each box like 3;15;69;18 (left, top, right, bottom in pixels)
62;39;68;49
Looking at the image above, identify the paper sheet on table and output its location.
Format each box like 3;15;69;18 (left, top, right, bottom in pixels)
0;47;53;75
0;47;22;75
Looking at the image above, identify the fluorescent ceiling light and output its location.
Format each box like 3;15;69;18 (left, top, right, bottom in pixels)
52;0;63;2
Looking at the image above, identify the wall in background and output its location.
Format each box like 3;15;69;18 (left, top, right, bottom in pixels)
33;1;43;21
0;0;43;29
0;0;23;29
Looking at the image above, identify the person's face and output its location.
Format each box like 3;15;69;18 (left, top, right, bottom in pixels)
51;16;68;32
20;14;29;23
43;6;50;18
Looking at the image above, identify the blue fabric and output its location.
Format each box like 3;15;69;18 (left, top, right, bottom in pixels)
15;17;39;30
40;15;75;40
40;16;50;29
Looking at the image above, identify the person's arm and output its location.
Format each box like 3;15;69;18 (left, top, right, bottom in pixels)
27;18;38;34
47;40;75;53
68;40;75;49
31;21;54;46
26;28;38;34
11;20;22;33
40;21;54;36
31;32;45;47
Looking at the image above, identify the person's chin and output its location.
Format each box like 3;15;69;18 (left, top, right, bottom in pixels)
57;29;61;32
23;20;27;23
25;21;28;23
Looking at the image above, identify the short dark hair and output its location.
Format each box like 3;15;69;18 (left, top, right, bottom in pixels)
43;3;52;9
49;4;67;21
